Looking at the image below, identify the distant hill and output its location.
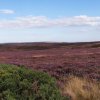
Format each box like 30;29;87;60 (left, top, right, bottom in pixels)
0;41;100;51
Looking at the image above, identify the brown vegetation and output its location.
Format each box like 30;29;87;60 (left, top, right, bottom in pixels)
0;42;100;81
63;76;100;100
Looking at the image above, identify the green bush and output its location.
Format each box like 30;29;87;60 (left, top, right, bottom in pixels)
0;64;69;100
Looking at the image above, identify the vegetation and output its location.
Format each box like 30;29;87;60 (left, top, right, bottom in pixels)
0;64;68;100
0;65;100;100
64;76;100;100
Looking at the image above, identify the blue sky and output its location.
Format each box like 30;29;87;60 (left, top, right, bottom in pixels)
0;0;100;43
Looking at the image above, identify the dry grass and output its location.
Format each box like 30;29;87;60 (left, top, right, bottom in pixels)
63;76;100;100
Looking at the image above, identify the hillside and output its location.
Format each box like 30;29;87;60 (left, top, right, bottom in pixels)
0;42;100;82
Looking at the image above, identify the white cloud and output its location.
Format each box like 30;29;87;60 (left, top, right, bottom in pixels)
0;15;100;28
0;9;15;14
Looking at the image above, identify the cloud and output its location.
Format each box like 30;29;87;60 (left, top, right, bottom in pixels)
0;15;100;28
0;9;15;14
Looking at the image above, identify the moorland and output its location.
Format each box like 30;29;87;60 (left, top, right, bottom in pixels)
0;42;100;100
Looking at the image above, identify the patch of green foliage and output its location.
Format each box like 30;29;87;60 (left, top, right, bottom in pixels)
0;64;69;100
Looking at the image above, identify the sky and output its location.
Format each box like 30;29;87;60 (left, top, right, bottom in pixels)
0;0;100;43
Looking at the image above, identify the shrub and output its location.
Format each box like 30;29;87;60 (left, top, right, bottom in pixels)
0;64;68;100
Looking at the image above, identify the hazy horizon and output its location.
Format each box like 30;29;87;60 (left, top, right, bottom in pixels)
0;0;100;43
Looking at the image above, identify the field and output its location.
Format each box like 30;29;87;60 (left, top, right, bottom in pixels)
0;42;100;82
0;42;100;99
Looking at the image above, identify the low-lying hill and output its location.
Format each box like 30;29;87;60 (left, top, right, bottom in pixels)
0;41;100;51
0;42;100;82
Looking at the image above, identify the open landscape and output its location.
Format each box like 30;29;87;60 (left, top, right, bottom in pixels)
0;42;100;99
0;42;100;81
0;0;100;99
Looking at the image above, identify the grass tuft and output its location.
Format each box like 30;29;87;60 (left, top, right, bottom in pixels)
64;76;100;100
